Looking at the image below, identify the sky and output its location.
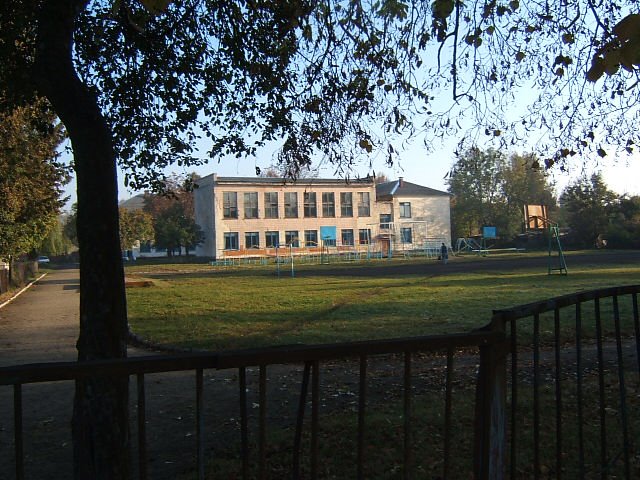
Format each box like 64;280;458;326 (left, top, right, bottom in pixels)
60;133;640;213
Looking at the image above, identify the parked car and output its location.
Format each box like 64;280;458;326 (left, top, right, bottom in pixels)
37;256;50;264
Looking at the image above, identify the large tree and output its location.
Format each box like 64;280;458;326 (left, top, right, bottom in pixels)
448;148;557;239
2;1;638;478
0;99;68;262
447;147;507;238
560;172;618;247
119;208;154;254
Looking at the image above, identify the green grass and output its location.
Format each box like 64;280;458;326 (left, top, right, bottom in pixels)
126;252;640;351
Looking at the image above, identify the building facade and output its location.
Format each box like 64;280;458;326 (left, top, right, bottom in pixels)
194;174;451;259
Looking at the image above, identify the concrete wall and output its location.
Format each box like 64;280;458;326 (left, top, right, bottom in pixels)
194;174;217;257
392;195;452;247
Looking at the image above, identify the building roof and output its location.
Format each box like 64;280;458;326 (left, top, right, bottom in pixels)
214;176;374;186
119;194;146;211
376;179;450;199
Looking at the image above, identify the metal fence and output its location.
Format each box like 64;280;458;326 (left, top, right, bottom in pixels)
1;285;638;479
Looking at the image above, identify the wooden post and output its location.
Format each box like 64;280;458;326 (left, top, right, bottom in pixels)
473;321;507;480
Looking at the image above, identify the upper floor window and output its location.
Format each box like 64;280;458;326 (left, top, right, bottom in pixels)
399;202;412;218
223;192;238;219
244;192;258;219
304;192;317;218
264;192;279;219
357;192;370;217
380;213;392;229
285;192;298;218
322;192;335;217
340;192;353;217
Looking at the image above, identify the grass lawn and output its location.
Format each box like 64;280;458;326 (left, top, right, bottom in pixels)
125;252;640;479
126;251;640;351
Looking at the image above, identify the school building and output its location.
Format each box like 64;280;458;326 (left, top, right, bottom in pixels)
193;174;451;259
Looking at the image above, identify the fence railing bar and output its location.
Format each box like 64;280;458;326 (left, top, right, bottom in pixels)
633;293;639;381
136;373;147;480
510;319;518;480
259;365;267;480
594;297;608;478
444;348;454;480
293;362;311;480
612;296;631;479
14;383;24;480
403;351;412;480
310;360;320;480
576;302;585;478
494;285;640;321
0;332;503;387
239;367;249;480
213;332;500;370
357;354;367;480
533;313;540;480
196;368;205;480
553;307;563;479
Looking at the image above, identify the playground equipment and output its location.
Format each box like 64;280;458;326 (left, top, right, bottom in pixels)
524;204;567;275
456;237;488;255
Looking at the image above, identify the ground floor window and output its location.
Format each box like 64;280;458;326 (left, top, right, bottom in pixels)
305;230;318;247
285;230;299;247
401;227;412;244
359;228;371;245
265;231;280;248
341;229;354;246
245;232;259;249
224;232;239;250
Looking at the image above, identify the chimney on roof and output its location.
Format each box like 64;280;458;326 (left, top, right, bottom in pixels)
398;177;404;187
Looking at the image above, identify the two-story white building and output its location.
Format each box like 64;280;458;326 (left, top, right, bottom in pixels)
193;174;451;259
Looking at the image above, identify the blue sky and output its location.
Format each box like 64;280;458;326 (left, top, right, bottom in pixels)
60;134;640;213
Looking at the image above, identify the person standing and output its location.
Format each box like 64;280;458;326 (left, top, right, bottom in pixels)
440;242;448;265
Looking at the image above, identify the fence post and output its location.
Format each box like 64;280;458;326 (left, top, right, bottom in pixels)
473;318;508;480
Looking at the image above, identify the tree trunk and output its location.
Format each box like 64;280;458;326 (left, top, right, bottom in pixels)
34;2;130;478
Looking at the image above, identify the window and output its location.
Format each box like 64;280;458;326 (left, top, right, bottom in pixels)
380;213;392;230
304;192;317;218
265;231;280;248
340;192;353;217
264;192;279;219
223;192;238;219
341;229;354;246
285;192;298;218
401;227;413;244
244;192;258;219
322;192;335;217
399;202;412;218
359;228;371;245
285;230;299;247
357;192;370;216
245;232;259;249
304;230;318;247
224;232;239;250
140;240;152;253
